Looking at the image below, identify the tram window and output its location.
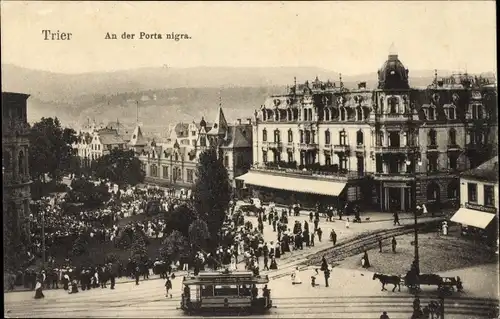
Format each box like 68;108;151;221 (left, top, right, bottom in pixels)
201;285;214;297
239;285;252;296
214;285;239;296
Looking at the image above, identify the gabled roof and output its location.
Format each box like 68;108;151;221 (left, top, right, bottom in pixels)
221;124;252;148
129;125;147;146
462;156;499;182
207;107;228;136
99;133;126;145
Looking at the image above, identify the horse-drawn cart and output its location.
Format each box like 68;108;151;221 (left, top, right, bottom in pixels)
373;272;464;295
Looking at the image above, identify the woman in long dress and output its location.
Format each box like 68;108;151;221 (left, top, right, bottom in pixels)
34;279;44;299
291;267;302;285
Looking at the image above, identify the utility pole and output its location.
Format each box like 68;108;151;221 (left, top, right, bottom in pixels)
136;100;139;124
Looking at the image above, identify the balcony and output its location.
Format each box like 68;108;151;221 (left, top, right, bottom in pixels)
262;141;282;149
252;163;363;181
376;113;413;122
372;172;416;182
427;144;438;152
297;143;318;151
373;145;418;153
333;144;350;153
447;144;461;152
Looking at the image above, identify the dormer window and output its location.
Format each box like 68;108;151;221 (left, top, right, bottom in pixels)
445;105;456;120
428;105;436;120
388;96;398;114
356;107;363;121
340;107;347;121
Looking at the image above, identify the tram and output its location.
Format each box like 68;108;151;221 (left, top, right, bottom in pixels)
180;269;272;314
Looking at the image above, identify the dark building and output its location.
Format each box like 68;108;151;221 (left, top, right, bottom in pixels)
2;92;32;247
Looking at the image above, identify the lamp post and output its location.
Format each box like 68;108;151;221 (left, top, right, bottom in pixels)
407;149;421;275
41;198;46;269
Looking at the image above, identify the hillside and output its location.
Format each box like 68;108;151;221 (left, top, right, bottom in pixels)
3;64;495;133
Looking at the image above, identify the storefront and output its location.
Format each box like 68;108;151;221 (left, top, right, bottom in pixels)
236;171;348;209
450;203;497;244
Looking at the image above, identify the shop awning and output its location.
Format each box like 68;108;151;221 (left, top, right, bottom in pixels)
450;208;496;229
236;172;346;197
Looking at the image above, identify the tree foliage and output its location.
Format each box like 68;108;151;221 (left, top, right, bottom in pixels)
188;219;210;252
192;147;231;249
130;231;148;263
93;149;145;186
67;178;111;208
162;204;197;238
160;230;190;262
72;233;90;257
29;117;77;182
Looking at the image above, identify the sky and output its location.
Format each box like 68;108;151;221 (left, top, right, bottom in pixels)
1;1;497;75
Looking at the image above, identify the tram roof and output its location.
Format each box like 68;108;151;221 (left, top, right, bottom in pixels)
182;271;269;285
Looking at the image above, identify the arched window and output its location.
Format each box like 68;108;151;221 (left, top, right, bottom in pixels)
426;182;440;202
428;129;437;146
288;130;293;143
262;129;267;142
3;151;11;171
356;107;363;121
356;130;364;145
308;109;313;121
428;106;436;120
340;107;347;121
325;130;331;145
448;129;456;145
325;108;330;121
447;181;459;199
274;129;281;142
18;150;25;175
303;109;308;121
388;97;399;114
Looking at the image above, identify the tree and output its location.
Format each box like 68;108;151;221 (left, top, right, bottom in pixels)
130;231;148;264
93;149;145;186
192;147;231;250
160;230;190;263
72;233;90;257
29;117;77;182
162;204;197;238
188;219;210;252
67;178;111;208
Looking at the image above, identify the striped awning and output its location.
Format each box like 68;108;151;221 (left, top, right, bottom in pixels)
450;208;496;229
236;172;346;197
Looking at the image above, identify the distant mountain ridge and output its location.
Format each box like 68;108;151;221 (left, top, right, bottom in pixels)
2;64;495;134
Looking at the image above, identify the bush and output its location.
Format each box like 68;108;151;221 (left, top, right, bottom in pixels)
72;233;89;257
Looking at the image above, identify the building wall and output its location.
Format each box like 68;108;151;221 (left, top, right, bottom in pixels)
460;177;499;212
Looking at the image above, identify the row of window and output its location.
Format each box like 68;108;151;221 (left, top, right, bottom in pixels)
2;149;28;176
262;129;362;145
467;183;495;207
262;107;367;122
148;164;195;183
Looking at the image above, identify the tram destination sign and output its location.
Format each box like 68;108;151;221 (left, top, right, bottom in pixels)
465;202;497;214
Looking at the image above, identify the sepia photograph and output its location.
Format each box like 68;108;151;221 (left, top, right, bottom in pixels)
1;1;498;318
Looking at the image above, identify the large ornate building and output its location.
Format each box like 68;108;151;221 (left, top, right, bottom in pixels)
138;107;253;191
238;51;497;212
2;92;32;246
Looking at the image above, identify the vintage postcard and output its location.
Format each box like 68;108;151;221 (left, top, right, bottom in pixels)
2;1;498;318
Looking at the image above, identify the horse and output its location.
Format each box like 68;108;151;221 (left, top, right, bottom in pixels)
373;273;401;292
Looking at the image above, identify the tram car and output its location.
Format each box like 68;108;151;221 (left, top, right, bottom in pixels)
180;269;272;314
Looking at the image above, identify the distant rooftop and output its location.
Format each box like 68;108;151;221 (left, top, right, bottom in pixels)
461;156;499;182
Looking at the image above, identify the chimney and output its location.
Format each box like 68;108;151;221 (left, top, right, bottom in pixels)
246;118;252;125
358;82;366;89
236;119;242;125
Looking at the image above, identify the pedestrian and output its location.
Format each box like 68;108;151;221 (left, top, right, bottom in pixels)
134;266;140;285
291;267;302;285
345;217;350;229
317;227;322;242
309;211;313;222
362;250;371;268
380;311;390;319
391;237;397;253
34;278;44;299
263;255;269;271
311;275;316;287
331;229;337;246
165;278;172;298
393;211;401;226
379;238;383;253
323;267;330;287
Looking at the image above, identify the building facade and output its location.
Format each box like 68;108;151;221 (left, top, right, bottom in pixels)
451;156;498;243
73;127;128;167
2;92;32;245
138;107;253;191
239;52;497;211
